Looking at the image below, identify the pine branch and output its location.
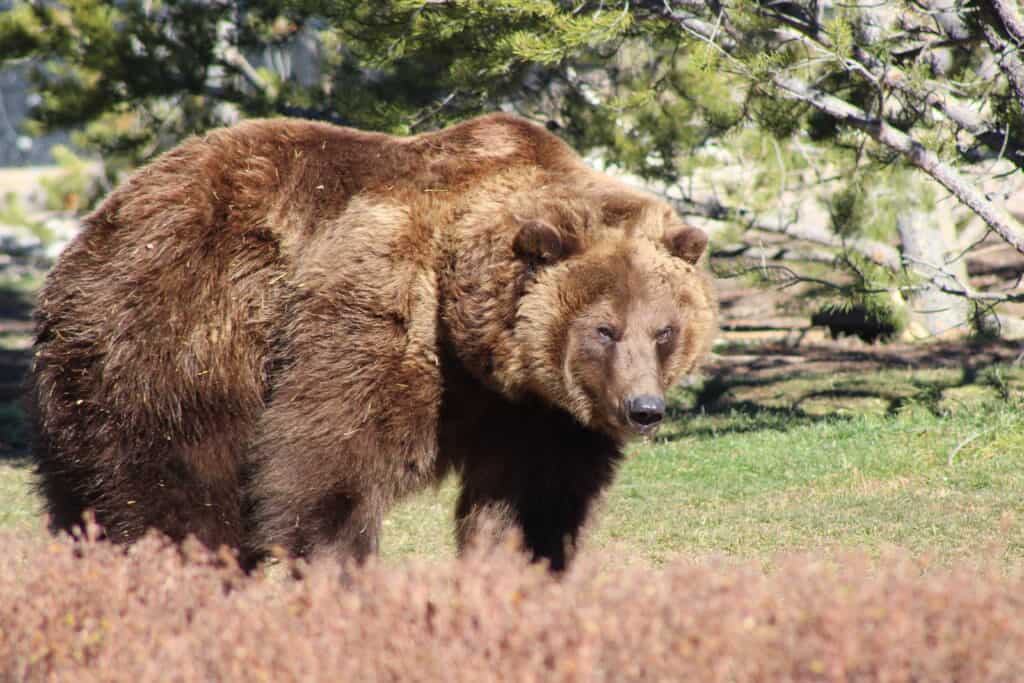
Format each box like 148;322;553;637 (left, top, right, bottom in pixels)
655;0;1024;169
980;0;1024;111
771;75;1024;256
761;6;1024;169
987;0;1024;43
718;261;1024;305
636;2;1024;256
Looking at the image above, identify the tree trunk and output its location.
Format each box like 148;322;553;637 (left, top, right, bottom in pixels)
897;211;971;338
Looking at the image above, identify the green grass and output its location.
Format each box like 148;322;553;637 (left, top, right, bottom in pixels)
382;482;459;559
378;365;1024;564
2;364;1022;566
597;402;1024;564
0;459;37;531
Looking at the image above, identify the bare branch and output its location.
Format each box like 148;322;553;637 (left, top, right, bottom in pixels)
766;9;1024;167
638;1;737;50
215;41;273;99
711;242;838;264
978;0;1024;109
670;0;1023;168
668;194;904;270
980;22;1024;111
409;91;459;130
856;50;1024;167
987;0;1024;43
636;0;1024;254
716;260;1024;305
771;75;1024;255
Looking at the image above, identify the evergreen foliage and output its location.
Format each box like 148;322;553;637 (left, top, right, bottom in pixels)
2;0;1022;337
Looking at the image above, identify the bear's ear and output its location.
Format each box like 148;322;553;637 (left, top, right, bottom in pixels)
513;219;569;265
663;225;708;264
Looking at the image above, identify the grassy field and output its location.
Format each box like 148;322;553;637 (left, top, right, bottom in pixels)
2;338;1022;565
381;364;1024;565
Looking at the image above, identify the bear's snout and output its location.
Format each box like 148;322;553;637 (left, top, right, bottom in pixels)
625;394;665;432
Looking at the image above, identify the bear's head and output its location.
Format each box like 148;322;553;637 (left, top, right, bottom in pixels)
510;218;716;439
443;176;717;442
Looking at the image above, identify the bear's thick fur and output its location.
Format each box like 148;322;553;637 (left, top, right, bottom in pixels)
29;114;717;570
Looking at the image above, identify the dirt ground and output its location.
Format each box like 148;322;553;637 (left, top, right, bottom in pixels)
711;286;1022;383
709;239;1023;379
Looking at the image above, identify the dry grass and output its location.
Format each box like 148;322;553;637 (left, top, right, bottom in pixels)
4;522;1024;682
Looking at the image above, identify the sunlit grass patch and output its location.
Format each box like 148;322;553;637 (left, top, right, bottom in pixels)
0;460;36;530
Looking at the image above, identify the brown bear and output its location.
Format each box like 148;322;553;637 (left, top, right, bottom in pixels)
28;113;717;571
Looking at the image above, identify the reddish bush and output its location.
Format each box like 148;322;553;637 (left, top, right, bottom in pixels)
2;525;1023;682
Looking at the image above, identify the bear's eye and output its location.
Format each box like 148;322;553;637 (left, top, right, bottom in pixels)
655;326;676;345
596;324;617;343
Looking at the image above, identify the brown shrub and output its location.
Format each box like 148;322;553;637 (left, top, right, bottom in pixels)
2;524;1023;682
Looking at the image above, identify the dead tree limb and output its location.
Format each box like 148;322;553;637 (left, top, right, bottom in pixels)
667;194;903;270
770;75;1024;256
979;0;1024;111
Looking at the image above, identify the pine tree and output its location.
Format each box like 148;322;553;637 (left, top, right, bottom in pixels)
3;0;1022;337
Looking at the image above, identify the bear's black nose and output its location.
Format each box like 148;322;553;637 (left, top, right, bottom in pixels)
626;395;665;429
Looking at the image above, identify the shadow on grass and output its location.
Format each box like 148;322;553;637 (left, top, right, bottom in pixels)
0;288;34;323
662;400;845;442
661;339;1024;441
0;398;30;461
0;278;36;461
711;339;1023;375
660;373;847;442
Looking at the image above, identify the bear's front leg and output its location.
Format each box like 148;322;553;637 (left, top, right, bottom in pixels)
449;404;623;571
